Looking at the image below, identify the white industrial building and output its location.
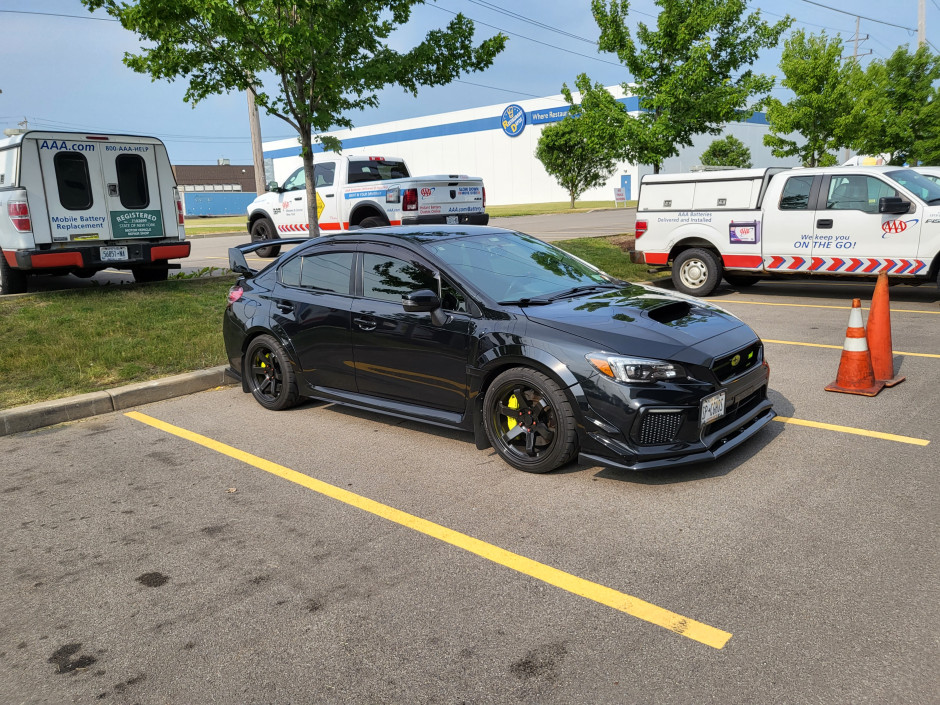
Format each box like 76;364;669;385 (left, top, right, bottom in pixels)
261;86;792;206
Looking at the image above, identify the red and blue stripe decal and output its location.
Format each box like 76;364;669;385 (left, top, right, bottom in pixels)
723;255;932;276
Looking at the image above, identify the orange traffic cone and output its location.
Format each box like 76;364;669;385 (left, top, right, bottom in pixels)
867;273;905;387
825;298;884;397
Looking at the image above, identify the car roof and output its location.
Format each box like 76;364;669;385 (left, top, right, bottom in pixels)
318;225;514;244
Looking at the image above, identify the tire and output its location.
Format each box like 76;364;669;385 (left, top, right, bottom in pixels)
723;273;762;288
132;267;169;283
244;334;300;411
483;367;578;473
0;250;28;295
251;216;281;258
673;248;721;297
358;216;387;229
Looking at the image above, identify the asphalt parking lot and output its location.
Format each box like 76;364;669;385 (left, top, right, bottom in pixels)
1;278;937;703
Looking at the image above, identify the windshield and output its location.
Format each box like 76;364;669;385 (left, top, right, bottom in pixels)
886;169;940;204
421;231;618;303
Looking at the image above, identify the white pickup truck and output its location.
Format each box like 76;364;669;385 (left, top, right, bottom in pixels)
1;130;189;295
632;166;940;296
246;154;488;256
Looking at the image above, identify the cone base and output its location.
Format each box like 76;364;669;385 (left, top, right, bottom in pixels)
825;380;885;396
879;375;906;388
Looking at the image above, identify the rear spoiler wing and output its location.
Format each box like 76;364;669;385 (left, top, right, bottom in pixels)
228;238;310;275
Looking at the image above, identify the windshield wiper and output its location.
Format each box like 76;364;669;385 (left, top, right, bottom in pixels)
546;283;622;301
497;297;552;306
927;198;940;205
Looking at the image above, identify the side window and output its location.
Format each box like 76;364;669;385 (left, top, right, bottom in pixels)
779;176;814;210
827;176;896;213
279;256;302;287
282;167;305;192
441;276;469;313
54;152;93;210
115;154;149;209
362;253;437;303
314;163;335;188
299;252;354;294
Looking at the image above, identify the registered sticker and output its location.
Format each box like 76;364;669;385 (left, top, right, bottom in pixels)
700;391;726;426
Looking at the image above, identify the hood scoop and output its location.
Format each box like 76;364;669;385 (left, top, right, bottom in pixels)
646;300;693;324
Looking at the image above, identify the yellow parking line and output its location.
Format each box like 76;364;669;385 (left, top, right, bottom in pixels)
125;411;732;649
710;299;939;315
773;416;930;446
763;339;940;359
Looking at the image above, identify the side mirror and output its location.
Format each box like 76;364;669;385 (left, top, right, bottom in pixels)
267;180;280;193
402;289;441;313
879;196;911;214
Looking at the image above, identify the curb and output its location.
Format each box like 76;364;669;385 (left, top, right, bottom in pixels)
0;366;238;437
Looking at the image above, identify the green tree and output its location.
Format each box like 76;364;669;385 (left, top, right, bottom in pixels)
851;45;940;165
82;0;506;232
700;135;752;168
763;30;860;167
535;113;618;208
571;0;789;173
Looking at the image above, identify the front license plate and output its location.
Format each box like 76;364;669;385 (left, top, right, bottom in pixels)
100;246;128;262
446;215;459;224
700;391;726;426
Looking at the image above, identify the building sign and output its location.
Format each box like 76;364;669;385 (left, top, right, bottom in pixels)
530;107;571;124
501;104;526;137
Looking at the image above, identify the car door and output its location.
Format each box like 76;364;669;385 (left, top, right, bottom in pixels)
815;173;922;271
350;245;475;413
760;173;819;272
276;167;308;234
269;248;358;393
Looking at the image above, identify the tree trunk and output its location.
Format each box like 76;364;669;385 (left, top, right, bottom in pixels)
653;162;661;174
570;192;576;209
299;128;319;236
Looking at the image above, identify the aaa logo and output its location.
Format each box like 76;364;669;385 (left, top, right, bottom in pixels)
881;219;918;234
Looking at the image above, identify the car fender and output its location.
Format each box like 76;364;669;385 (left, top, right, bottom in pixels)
666;223;725;257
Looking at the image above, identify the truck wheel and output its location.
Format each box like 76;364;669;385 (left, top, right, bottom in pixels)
723;273;762;288
0;250;28;295
251;217;281;258
359;216;387;229
132;267;169;283
673;248;721;297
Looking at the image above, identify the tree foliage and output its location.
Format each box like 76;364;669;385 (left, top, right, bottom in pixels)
700;135;752;168
571;0;789;173
535;112;618;208
850;45;940;166
763;30;861;167
82;0;506;230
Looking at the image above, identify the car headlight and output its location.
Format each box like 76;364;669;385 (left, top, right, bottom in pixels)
586;353;687;383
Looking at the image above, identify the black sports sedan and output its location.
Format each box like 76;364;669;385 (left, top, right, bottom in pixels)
224;226;774;474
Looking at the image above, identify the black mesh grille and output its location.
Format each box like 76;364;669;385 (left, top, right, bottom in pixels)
713;342;763;382
638;412;684;445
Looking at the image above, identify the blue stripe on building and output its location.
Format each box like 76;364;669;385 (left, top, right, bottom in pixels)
263;95;767;159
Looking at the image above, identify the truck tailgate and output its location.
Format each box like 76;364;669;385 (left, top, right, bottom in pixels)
416;178;484;217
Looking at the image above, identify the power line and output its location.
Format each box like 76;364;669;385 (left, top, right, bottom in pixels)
799;0;917;33
465;0;599;45
0;9;117;22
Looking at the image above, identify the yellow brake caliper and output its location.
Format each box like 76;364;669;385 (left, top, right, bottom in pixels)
506;394;519;430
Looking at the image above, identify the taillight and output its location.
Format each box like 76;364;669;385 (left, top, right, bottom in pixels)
482;186;486;209
402;188;418;212
227;285;243;306
7;201;31;232
635;219;648;239
174;188;185;226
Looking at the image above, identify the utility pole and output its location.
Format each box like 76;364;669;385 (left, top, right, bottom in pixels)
843;17;871;164
247;87;266;195
919;0;926;47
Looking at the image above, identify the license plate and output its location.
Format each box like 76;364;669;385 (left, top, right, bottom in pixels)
700;391;726;426
100;246;128;262
446;215;459;224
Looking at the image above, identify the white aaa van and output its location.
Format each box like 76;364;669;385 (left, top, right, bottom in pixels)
0;131;190;294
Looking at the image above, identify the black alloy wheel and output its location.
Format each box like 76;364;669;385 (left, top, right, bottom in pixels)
483;367;577;473
251;217;281;258
245;335;299;410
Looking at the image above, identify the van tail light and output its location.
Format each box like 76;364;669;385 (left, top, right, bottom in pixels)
635;219;648;239
402;188;418;212
7;201;31;233
482;186;486;209
174;188;185;226
227;285;243;307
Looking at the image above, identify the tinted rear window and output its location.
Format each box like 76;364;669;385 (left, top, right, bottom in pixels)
116;154;149;209
347;159;409;183
54;152;93;210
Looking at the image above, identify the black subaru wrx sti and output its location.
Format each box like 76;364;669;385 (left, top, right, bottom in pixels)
223;226;774;474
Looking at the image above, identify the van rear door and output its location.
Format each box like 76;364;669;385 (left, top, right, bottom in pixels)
99;141;166;250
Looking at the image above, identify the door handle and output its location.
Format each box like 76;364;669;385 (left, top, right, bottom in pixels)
353;316;377;331
817;219;833;229
275;301;294;313
293;196;302;201
324;193;334;198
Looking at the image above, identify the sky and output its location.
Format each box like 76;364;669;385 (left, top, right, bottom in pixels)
0;0;936;166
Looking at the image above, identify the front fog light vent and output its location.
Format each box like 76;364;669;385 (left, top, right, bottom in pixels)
638;411;683;445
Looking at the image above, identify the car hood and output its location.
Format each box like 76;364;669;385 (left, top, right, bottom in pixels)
520;284;753;360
